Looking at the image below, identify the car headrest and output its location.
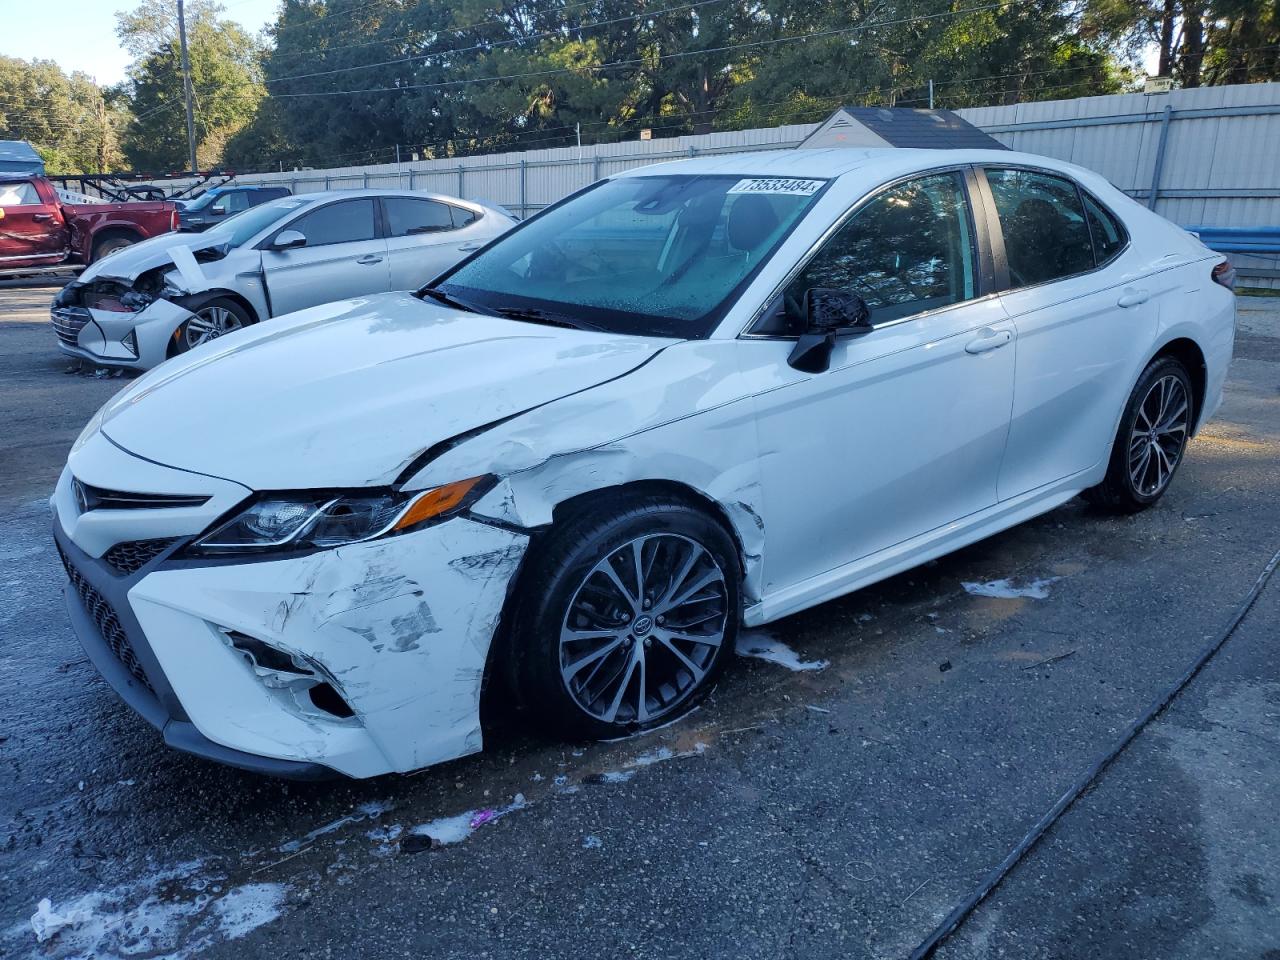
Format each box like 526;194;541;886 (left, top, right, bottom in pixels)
727;195;781;252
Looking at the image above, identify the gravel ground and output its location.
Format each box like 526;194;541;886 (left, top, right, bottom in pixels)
2;284;1278;959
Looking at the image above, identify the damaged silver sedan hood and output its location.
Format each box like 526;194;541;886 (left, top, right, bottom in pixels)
98;292;671;489
79;230;244;286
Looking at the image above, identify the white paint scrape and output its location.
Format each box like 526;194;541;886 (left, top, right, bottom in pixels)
735;630;829;672
11;862;286;959
961;577;1061;600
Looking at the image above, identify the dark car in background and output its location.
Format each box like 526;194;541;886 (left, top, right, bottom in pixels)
178;185;292;232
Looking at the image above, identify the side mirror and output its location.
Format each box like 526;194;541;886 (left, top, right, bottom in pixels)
787;288;873;373
209;203;227;216
271;229;307;251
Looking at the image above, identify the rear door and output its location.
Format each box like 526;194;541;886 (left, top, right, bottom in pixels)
261;198;389;315
380;196;470;289
978;167;1159;499
0;179;69;265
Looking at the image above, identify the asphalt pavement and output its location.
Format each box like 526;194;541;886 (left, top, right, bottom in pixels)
2;283;1278;959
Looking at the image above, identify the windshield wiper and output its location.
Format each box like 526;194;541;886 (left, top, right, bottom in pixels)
492;306;601;331
419;286;484;314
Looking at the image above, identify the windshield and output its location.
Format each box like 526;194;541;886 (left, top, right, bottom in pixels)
433;174;826;338
205;197;308;247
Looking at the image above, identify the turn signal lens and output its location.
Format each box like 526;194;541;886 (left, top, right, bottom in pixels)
393;476;488;532
1212;259;1236;290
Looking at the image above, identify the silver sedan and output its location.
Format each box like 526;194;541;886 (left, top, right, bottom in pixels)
50;190;517;370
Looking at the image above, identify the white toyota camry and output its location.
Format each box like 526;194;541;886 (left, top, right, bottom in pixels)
53;148;1235;778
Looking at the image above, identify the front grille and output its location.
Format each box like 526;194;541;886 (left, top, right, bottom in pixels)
73;479;210;512
51;307;91;347
57;544;155;693
104;538;179;575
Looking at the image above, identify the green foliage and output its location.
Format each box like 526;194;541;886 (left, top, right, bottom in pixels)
0;57;128;173
117;0;266;171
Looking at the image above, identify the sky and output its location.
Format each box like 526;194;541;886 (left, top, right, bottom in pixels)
0;0;281;86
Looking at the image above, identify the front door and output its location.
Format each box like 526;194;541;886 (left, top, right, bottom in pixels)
262;198;389;316
747;170;1017;595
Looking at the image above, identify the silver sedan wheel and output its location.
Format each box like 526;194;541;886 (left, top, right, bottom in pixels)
1128;374;1189;496
559;533;728;725
183;304;243;349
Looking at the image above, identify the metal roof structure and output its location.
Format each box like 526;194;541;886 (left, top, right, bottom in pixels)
799;107;1008;151
0;140;45;175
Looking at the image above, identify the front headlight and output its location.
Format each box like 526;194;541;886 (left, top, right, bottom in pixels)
187;476;493;556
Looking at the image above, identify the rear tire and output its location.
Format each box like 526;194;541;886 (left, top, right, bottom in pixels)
90;234;136;262
1084;356;1194;513
510;495;740;742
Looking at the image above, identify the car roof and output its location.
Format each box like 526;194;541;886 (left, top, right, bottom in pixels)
614;147;1095;186
277;188;489;211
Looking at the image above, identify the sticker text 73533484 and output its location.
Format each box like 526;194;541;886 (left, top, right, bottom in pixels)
727;178;825;196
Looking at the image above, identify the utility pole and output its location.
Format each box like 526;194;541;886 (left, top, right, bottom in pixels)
928;79;935;110
177;0;198;172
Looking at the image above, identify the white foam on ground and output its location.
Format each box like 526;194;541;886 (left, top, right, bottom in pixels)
406;794;527;847
961;577;1061;600
8;861;286;959
735;630;829;672
279;799;392;853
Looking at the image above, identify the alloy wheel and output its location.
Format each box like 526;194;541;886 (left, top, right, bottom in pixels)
1128;374;1189;497
183;305;242;349
559;533;728;725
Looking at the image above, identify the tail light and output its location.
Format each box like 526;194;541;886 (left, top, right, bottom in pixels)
1212;258;1236;290
171;208;179;231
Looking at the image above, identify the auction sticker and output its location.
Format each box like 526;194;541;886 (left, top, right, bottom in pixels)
727;177;825;196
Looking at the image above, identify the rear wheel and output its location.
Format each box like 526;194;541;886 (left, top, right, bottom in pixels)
510;496;740;741
171;296;253;354
1084;356;1194;512
90;234;136;262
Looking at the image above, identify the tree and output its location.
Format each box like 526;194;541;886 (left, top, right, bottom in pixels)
117;0;266;171
0;57;128;173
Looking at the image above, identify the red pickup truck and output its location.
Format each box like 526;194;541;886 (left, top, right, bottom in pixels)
0;174;178;276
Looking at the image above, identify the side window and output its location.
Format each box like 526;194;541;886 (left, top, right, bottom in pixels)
0;181;41;206
286;199;377;247
385;198;454;237
224;191;251;214
451;206;479;227
1083;193;1126;266
761;171;976;335
985;169;1094;287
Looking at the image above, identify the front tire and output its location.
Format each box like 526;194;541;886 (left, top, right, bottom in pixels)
1084;356;1194;513
511;496;740;741
171;296;253;355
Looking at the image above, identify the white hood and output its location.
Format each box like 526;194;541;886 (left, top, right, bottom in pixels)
99;292;671;490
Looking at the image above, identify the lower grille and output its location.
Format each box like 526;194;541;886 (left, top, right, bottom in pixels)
104;538;179;575
57;544;155;693
51;307;91;347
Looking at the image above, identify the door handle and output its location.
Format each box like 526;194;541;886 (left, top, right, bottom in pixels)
457;241;483;252
356;255;384;265
32;213;54;222
965;328;1013;354
1117;288;1150;308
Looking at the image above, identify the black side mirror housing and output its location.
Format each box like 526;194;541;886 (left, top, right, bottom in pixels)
787;287;873;373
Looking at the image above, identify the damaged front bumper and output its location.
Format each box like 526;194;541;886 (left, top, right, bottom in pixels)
52;284;195;370
52;463;530;779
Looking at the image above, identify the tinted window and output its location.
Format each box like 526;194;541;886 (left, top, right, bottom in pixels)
759;172;976;335
0;181;40;206
986;169;1093;287
1083;193;1126;265
385;198;454;237
451;206;479;227
221;191;250;214
287;199;377;247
